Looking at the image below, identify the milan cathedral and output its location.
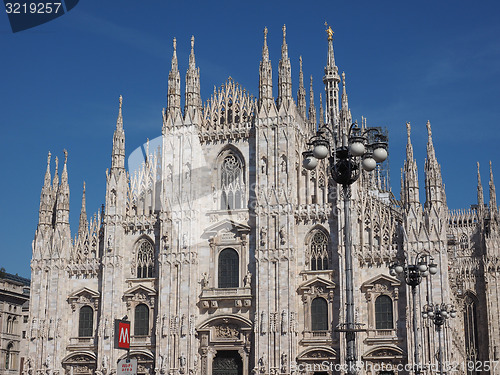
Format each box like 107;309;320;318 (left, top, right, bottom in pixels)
26;26;500;375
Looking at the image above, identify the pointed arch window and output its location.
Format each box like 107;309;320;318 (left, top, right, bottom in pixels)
79;305;93;337
460;234;469;251
218;248;239;288
375;295;393;329
134;303;149;336
136;240;154;278
311;297;328;331
464;293;480;372
309;231;330;270
220;152;244;210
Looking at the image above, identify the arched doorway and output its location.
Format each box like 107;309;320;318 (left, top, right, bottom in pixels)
212;351;242;375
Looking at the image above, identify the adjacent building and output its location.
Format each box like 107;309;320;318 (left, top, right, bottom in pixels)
0;270;30;374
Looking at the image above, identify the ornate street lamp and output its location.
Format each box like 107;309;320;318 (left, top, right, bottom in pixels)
303;121;388;375
390;253;438;374
422;303;457;375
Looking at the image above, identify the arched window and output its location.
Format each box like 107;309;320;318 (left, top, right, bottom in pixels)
464;293;480;372
375;295;393;329
460;234;469;251
5;342;12;370
79;306;93;337
6;316;12;334
136;240;154;278
134;304;149;336
218;248;239;288
309;231;329;270
220;152;244;210
311;297;328;331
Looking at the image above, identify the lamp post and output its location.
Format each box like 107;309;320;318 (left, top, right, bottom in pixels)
390;253;438;374
422;303;457;375
303;121;388;375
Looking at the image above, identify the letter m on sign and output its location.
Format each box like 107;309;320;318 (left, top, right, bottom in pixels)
114;319;130;350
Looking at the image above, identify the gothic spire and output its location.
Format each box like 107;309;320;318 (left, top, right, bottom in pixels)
477;162;484;211
323;23;340;128
308;75;316;131
38;152;53;227
44;151;51;188
319;93;324;126
167;37;181;115
78;182;88;236
297;56;307;120
258;27;273;110
111;96;126;170
185;35;201;117
401;122;420;207
341;72;348;110
52;156;59;188
277;24;292;109
490;161;497;214
55;150;70;226
340;72;352;135
424;120;445;210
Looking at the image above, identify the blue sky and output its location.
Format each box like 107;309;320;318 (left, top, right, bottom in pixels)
1;1;499;278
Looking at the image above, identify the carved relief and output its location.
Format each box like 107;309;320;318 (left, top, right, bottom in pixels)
214;323;240;338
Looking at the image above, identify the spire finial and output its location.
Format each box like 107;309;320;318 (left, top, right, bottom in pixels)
55;156;59;174
173;37;177;52
477;161;484;208
117;95;123;129
490;161;498;213
262;27;269;61
325;22;334;41
191;35;194;50
299;56;303;71
47;151;51;166
406;122;411;141
78;181;87;235
426;120;432;140
282;24;286;41
64;149;68;165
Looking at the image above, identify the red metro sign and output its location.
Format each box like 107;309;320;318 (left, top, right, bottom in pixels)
115;319;130;350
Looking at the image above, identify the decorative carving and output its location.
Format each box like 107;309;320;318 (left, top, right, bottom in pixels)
260;311;267;334
162;314;168;337
279;226;286;245
181;315;187;337
200;272;210;288
260;226;267;246
215;323;239;338
243;271;252;287
281;310;288;334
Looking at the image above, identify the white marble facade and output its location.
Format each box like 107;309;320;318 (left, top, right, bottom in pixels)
26;27;500;375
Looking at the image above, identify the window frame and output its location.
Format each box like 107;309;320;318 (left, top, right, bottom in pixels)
78;305;94;338
375;294;394;330
136;239;155;279
218;248;240;289
134;303;150;336
311;297;329;331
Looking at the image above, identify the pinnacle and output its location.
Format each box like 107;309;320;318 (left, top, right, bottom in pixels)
53;156;59;187
262;27;269;60
44;151;52;186
117;95;124;130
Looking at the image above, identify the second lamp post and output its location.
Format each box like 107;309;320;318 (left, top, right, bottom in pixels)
390;253;438;374
303;122;388;375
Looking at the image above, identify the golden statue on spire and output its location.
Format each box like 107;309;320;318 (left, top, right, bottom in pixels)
325;22;334;41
